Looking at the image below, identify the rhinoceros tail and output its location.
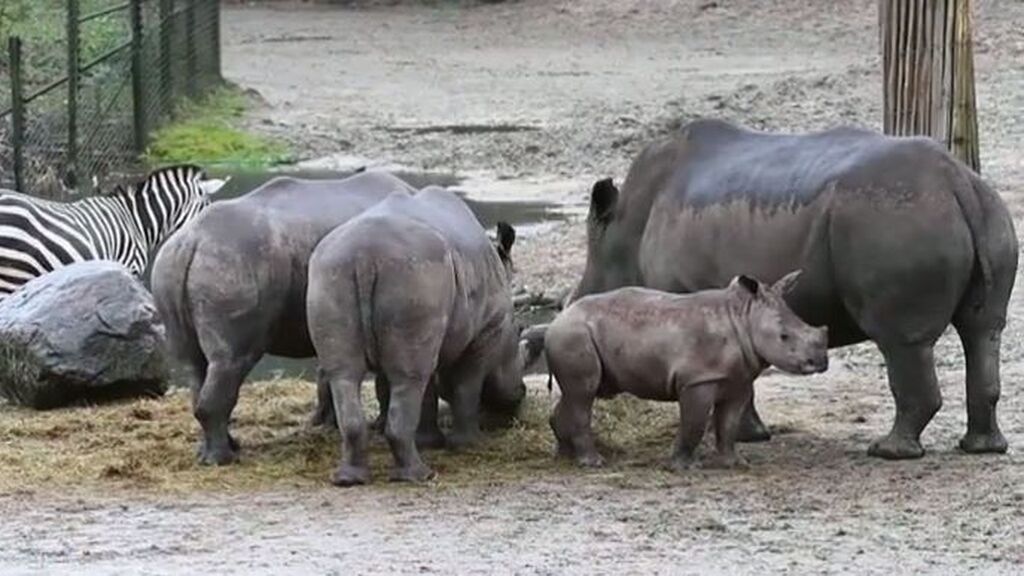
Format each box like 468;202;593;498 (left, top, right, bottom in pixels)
152;231;205;379
950;170;994;301
354;258;379;369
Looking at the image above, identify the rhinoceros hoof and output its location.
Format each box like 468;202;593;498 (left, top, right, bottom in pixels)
959;431;1009;454
736;423;772;443
197;444;240;466
666;455;697;474
554;439;575;460
446;430;482;451
706;454;750;470
575;452;605;468
308;410;338;430
867;434;925;460
331;464;371;487
389;463;436;483
416;428;447;450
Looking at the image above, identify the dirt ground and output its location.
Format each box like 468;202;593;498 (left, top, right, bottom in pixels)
3;0;1024;573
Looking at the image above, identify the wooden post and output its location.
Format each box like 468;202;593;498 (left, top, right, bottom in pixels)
880;0;981;172
159;0;173;115
185;0;197;98
66;0;80;189
211;0;222;81
8;37;26;193
130;0;146;154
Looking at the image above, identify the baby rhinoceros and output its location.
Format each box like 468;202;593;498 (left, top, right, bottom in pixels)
546;272;828;471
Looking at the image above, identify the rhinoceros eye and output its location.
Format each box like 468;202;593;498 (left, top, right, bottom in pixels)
780;332;791;342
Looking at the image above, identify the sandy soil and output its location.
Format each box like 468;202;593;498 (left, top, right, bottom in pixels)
3;0;1024;573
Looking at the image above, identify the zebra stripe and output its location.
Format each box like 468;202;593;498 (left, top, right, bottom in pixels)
0;164;224;298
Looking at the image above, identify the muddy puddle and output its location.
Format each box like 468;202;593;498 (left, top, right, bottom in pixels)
204;167;568;381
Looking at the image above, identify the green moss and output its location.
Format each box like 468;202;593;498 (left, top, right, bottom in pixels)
144;87;292;168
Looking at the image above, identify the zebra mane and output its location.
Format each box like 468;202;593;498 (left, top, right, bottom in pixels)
101;164;205;198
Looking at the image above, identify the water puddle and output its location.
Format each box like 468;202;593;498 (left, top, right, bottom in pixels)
211;168;570;236
205;167;569;381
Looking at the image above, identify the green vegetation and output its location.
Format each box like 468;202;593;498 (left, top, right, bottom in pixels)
0;0;127;89
144;86;292;168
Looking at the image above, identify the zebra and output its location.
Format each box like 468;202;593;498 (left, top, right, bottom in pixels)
0;164;227;297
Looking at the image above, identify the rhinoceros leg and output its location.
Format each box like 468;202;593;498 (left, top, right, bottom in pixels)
416;377;446;449
867;343;941;460
668;381;716;473
383;373;435;483
736;390;772;443
547;327;603;467
954;324;1008;454
550;394;601;467
444;360;487;450
308;366;337;429
194;354;259;466
711;384;753;469
328;367;372;486
373;374;446;449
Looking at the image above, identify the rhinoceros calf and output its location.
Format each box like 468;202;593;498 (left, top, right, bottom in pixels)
547;272;828;471
151;171;415;466
573;118;1018;460
307;187;524;485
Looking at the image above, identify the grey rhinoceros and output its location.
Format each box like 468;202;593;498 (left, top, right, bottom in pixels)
547;272;828;471
307;187;525;485
151;171;415;465
572;118;1018;460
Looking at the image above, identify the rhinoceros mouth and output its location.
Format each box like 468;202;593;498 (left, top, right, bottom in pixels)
797;358;829;375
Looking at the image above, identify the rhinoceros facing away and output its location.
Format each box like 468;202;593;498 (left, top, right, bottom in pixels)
307;187;525;485
572;118;1018;460
151;171;415;466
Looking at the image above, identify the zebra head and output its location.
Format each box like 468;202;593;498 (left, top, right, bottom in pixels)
122;164;228;250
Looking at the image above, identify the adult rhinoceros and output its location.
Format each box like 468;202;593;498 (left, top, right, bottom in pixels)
571;118;1017;460
307;187;525;484
151;171;415;465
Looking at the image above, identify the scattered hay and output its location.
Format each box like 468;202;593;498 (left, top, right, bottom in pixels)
0;377;684;494
0;338;44;406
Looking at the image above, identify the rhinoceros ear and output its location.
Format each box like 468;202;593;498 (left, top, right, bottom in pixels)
731;274;760;295
589;178;618;223
772;270;802;294
496;221;516;255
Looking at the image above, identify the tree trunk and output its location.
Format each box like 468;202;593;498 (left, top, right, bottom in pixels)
880;0;980;172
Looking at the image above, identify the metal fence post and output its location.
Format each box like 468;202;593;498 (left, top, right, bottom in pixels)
130;0;146;153
159;0;173;116
8;37;26;193
66;0;80;189
186;0;197;97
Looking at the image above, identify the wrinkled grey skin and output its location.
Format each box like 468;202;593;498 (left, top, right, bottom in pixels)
573;118;1018;459
548;272;828;470
151;171;414;465
307;187;525;485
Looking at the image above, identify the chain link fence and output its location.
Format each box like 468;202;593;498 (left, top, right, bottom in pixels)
0;0;221;198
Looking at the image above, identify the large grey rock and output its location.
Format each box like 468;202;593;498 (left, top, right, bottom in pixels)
0;261;168;409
